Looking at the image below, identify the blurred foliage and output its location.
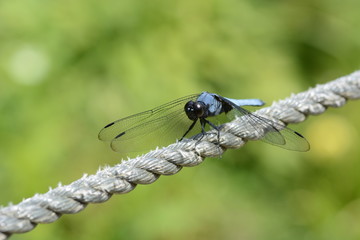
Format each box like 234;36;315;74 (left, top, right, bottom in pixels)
1;0;360;239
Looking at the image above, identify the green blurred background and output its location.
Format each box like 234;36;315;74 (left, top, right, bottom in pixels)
1;0;360;239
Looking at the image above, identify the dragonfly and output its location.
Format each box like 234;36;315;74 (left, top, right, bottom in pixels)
98;92;310;153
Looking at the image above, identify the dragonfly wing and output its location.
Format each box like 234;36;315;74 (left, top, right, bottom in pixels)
110;107;202;153
98;109;154;141
98;94;199;141
219;96;310;152
260;123;310;152
99;94;200;153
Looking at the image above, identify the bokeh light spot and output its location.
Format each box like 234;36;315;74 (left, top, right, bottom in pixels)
8;45;50;85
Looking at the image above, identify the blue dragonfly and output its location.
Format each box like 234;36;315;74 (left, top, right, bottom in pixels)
98;92;310;153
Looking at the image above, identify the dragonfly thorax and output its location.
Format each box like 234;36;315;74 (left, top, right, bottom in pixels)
184;101;207;120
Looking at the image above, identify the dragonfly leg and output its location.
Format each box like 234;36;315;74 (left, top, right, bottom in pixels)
180;119;198;141
194;118;207;142
203;118;220;144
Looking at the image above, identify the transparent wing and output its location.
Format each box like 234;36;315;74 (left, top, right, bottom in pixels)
98;94;200;153
220;97;310;152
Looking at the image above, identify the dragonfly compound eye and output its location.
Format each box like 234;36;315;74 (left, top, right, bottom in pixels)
185;101;198;120
194;102;205;117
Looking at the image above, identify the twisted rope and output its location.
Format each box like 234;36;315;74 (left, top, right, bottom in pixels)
1;71;360;239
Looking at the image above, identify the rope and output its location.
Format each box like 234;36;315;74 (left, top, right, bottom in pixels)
1;71;360;239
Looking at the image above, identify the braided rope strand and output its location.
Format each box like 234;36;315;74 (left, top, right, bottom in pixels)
1;71;360;239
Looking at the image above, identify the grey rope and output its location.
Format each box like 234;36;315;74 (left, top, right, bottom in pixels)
1;71;360;239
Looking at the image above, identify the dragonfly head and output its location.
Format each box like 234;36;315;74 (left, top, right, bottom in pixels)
185;100;206;120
